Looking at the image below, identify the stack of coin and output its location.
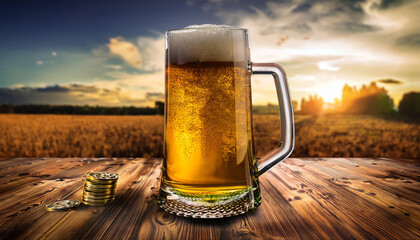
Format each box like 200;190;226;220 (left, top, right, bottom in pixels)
82;172;119;206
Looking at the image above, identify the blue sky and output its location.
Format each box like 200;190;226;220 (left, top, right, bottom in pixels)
1;0;419;106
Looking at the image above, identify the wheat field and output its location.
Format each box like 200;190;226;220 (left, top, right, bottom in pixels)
0;114;418;158
0;114;163;158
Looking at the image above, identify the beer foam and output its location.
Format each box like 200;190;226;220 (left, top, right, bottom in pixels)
185;24;235;29
168;24;248;63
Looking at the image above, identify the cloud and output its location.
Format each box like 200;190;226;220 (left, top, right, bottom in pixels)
145;92;165;102
397;34;420;46
201;3;212;11
186;0;195;6
361;0;407;32
216;0;419;63
333;22;380;33
108;37;142;69
360;0;420;50
377;78;403;84
98;70;164;94
200;0;241;11
96;35;164;72
317;61;340;71
69;84;101;93
84;35;165;105
290;74;317;82
136;35;165;71
213;0;420;104
0;84;163;107
105;64;123;70
35;84;70;92
208;0;240;4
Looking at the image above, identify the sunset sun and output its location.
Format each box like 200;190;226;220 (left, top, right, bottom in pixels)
313;81;345;103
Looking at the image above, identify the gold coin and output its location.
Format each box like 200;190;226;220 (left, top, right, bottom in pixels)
84;185;116;192
83;193;115;201
81;200;113;206
84;181;116;189
46;200;80;211
83;191;114;197
83;188;116;195
81;198;114;205
84;186;116;193
83;191;115;198
82;177;117;185
87;172;119;183
83;197;114;202
82;196;115;203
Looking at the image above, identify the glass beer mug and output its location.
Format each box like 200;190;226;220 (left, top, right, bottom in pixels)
159;25;294;218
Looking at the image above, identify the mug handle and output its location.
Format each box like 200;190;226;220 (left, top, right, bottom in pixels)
251;63;295;175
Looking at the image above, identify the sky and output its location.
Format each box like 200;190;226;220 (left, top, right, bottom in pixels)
0;0;419;107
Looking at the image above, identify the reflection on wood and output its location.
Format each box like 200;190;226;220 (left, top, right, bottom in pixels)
0;158;419;239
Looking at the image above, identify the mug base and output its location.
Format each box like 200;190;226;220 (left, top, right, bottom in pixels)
158;186;261;218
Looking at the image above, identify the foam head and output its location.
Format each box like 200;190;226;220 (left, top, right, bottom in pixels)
167;24;249;64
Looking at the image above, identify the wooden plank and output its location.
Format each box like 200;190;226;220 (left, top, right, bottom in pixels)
268;158;420;239
0;158;418;240
45;159;162;240
0;158;138;239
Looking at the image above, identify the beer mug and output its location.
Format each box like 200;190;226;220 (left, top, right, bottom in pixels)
159;25;294;218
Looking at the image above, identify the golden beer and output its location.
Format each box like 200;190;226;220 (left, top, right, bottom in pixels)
164;61;256;195
158;24;294;218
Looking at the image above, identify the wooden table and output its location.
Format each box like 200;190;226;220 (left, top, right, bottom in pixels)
0;158;419;239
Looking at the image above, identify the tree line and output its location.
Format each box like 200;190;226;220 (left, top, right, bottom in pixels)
0;101;165;115
300;82;420;116
1;85;419;116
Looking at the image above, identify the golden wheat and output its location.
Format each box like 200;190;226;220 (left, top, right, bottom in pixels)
0;114;163;158
253;114;420;158
0;114;418;158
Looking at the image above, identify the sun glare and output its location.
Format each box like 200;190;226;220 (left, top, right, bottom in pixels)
313;81;345;103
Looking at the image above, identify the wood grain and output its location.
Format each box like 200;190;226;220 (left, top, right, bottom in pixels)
0;158;419;240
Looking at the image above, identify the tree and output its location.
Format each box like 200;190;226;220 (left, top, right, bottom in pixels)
292;100;298;111
341;81;394;115
0;104;13;113
155;101;164;115
300;94;323;115
399;92;420;116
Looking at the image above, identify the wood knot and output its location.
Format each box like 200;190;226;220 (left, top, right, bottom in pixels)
155;211;176;225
